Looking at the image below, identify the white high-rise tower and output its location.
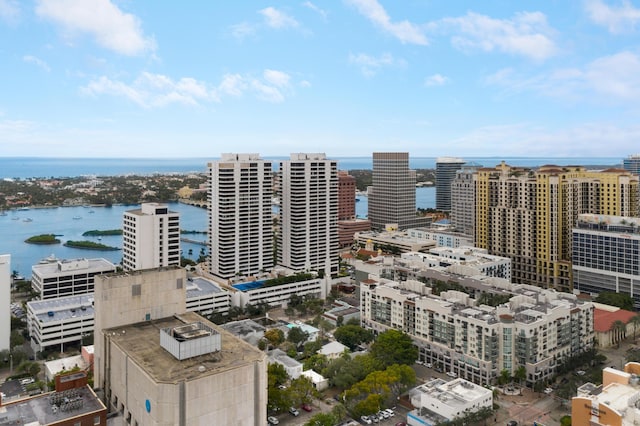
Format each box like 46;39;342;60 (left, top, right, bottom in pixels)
278;153;339;275
208;154;273;279
0;255;10;351
122;203;181;271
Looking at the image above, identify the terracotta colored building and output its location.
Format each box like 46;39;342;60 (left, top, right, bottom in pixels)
338;171;356;220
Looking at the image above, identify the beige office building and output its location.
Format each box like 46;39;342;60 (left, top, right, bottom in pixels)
93;267;267;426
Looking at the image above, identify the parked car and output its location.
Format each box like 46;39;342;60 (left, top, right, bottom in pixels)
544;387;553;395
360;415;372;425
288;407;299;416
506;421;518;426
395;423;407;426
301;403;312;412
378;410;389;419
425;362;432;368
446;371;457;378
384;408;395;417
267;416;279;425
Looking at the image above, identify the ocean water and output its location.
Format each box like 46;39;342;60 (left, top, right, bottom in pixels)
0;156;625;179
1;202;208;279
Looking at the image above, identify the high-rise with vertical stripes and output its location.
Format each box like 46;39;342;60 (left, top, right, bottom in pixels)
368;152;418;230
278;153;338;275
208;154;273;279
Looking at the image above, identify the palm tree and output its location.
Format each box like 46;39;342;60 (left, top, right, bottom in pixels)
611;319;627;348
514;365;527;393
630;315;640;341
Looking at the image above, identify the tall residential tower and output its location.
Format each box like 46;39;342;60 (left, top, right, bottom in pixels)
122;203;180;271
435;157;466;212
208;154;273;279
278;153;338;275
475;162;639;291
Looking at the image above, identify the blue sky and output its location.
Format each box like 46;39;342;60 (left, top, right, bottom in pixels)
1;0;640;158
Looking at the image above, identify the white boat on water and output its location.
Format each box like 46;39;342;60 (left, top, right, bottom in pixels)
72;216;82;220
23;218;33;222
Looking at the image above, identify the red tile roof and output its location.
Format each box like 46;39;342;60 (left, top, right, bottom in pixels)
594;308;638;333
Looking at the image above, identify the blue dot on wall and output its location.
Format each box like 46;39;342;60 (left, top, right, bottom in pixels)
145;399;151;413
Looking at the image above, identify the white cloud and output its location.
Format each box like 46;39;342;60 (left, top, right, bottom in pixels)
450;122;640;156
264;69;291;87
424;74;449;87
585;0;640;33
82;73;219;108
303;1;327;19
0;0;19;22
35;0;156;56
486;51;640;102
23;55;51;72
439;11;557;61
82;69;296;107
230;22;256;40
345;0;428;45
259;6;299;29
349;52;405;77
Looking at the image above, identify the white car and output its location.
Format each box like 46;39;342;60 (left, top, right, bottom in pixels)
544;387;553;395
446;371;457;378
360;415;372;425
384;408;395;417
267;416;279;425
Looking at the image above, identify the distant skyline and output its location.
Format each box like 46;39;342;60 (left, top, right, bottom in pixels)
1;1;640;158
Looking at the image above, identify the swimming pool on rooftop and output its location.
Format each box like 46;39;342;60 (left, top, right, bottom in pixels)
232;280;266;291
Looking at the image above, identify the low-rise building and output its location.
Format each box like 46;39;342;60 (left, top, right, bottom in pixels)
408;378;493;425
31;257;116;299
319;341;348;360
185;276;231;316
593;303;638;348
338;218;372;247
222;319;266;346
44;348;92;382
230;273;329;308
0;384;106;425
407;227;474;249
301;369;329;391
27;294;94;353
354;230;437;254
268;348;303;379
572;363;640;425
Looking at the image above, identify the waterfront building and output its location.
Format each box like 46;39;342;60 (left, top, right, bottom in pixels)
278;153;339;275
573;214;640;309
408;378;493;425
572;364;640;426
435;157;466;212
31;257;116;299
0;254;9;351
360;276;594;386
475;162;639;291
93;267;267;425
623;154;640;174
407;226;474;249
122;202;181;271
208;153;273;279
450;164;481;238
27;293;94;353
369;152;429;230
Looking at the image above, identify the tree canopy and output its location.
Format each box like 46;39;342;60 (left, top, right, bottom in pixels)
370;329;418;367
595;292;635;311
334;324;374;351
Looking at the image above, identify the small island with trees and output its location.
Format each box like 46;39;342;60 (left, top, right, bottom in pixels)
25;234;61;245
82;229;122;236
64;240;120;251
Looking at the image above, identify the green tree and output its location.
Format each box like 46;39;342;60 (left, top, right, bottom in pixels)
304;413;337;426
370;329;418;367
303;354;329;373
288;376;318;406
10;330;24;348
498;369;511;386
595;292;634;311
560;415;572;426
287;326;309;348
514;365;527;392
334;324;373;351
264;329;285;347
268;363;289;388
